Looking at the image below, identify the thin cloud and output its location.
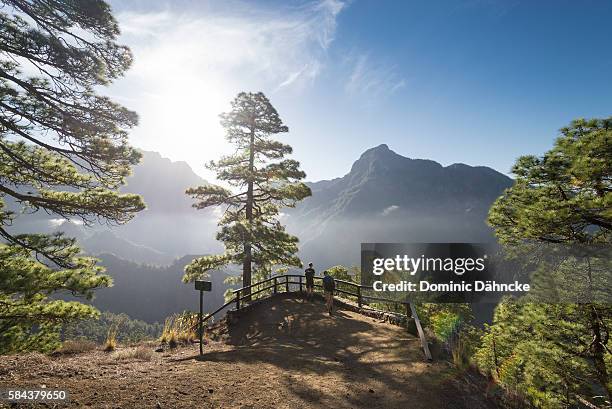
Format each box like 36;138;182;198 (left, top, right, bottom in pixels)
274;62;321;92
116;1;344;93
390;79;407;94
345;53;406;98
106;1;346;181
49;218;84;228
381;205;400;216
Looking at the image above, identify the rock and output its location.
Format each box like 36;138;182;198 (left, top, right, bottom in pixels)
155;347;164;353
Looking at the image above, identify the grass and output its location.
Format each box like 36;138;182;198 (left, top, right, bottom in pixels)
103;325;118;352
159;312;199;348
112;346;153;361
55;339;97;355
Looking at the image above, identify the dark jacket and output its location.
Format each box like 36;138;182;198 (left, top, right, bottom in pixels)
323;275;335;291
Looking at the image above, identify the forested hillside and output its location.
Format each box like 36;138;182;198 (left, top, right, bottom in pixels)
82;254;234;323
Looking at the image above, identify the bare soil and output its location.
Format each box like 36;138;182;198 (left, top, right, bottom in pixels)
0;297;501;409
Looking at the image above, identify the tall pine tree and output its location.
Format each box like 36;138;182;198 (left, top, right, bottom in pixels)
184;92;311;299
0;0;144;353
481;117;611;406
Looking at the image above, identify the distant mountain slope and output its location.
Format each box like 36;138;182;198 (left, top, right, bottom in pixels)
121;150;208;214
111;150;222;258
6;150;220;263
285;144;513;267
82;231;170;265
48;221;172;265
6;147;512;269
89;254;234;323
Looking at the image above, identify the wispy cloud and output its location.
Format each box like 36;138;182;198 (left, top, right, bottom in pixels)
345;53;406;98
274;62;321;92
107;1;346;180
49;218;83;228
117;0;344;93
381;205;400;216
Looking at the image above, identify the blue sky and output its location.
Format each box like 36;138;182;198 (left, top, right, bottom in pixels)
106;0;612;182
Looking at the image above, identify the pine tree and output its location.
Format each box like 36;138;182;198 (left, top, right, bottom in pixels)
483;117;612;406
0;0;144;353
184;92;311;299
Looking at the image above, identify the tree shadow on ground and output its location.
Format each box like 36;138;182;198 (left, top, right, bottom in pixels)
182;297;498;409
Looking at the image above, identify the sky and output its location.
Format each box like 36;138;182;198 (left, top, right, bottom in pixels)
105;0;612;182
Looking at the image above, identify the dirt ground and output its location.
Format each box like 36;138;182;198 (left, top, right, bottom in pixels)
0;297;502;409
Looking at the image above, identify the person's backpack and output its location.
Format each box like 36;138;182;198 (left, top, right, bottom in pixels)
323;275;335;291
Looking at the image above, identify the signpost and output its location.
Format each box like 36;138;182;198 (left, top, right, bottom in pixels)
195;280;212;355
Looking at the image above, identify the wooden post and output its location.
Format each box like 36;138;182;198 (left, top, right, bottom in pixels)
273;277;277;294
409;303;432;361
299;275;303;292
194;280;211;355
199;289;203;355
357;285;362;308
285;275;289;292
236;291;241;310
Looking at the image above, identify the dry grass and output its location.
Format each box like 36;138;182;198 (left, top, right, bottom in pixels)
111;346;153;361
159;313;198;348
55;339;97;355
103;325;118;352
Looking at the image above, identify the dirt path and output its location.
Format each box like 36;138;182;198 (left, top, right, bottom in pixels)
0;298;500;409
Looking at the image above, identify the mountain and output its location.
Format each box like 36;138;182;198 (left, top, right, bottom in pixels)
82;231;170;265
6;150;221;264
120;150;207;214
85;254;234;323
6;146;512;270
111;150;222;259
9;145;513;323
44;221;171;265
285;144;513;267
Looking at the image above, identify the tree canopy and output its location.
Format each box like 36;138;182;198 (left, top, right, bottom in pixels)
0;0;144;353
479;117;612;407
489;117;611;245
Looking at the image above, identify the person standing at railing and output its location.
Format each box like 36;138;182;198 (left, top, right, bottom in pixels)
322;270;336;316
304;262;315;300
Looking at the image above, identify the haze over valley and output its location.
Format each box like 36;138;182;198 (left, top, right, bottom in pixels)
7;145;513;322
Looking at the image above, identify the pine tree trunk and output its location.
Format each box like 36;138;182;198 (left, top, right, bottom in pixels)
589;305;611;400
242;243;251;301
585;258;610;399
242;125;256;301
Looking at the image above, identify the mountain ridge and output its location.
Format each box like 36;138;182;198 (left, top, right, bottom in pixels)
285;144;513;267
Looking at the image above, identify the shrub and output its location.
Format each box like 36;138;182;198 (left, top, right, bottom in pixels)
421;304;480;369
